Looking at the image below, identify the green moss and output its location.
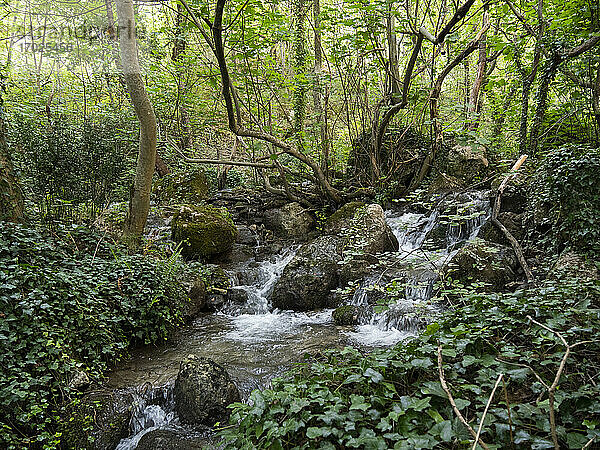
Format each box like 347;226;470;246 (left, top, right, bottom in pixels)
59;393;132;450
332;305;359;325
153;167;209;205
171;204;238;260
324;202;365;234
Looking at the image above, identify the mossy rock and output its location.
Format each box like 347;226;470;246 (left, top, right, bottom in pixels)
171;204;238;260
153;167;209;205
333;305;360;325
59;390;133;449
324;202;365;234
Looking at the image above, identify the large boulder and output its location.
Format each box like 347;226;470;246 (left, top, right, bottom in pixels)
271;204;399;311
335;204;399;254
446;143;489;183
264;202;315;239
479;212;524;246
174;355;240;427
171;204;238;260
59;390;133;450
153;167;209;205
447;239;518;290
271;235;341;311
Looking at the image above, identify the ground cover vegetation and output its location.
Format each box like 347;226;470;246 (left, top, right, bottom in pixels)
0;224;185;447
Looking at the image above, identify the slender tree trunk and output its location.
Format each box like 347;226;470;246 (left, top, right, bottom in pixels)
528;53;561;155
0;86;24;223
313;0;329;176
115;0;157;237
386;0;400;98
467;10;488;130
293;0;307;143
172;1;192;155
593;64;600;137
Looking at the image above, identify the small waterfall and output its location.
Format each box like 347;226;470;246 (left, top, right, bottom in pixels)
226;247;298;315
348;192;490;346
115;384;178;450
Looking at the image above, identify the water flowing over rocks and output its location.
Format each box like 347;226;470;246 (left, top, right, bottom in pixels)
173;355;241;427
271;204;398;311
271;235;341;311
108;190;501;447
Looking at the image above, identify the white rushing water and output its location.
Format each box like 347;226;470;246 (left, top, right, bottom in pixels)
347;192;490;346
115;192;490;448
116;386;178;450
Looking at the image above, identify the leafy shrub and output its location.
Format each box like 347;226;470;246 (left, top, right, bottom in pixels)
0;223;185;448
221;279;600;449
530;144;600;256
8;117;135;223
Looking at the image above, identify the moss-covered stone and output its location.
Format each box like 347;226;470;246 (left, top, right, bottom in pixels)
59;391;133;449
332;305;360;325
324;202;365;234
171;204;238;260
153;167;209;205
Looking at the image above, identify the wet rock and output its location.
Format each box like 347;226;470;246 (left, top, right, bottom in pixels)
324;201;366;234
171;204;238;260
227;287;249;304
271;204;398;311
549;250;599;280
174;355;240;427
271;235;341;311
479;212;524;246
427;172;466;194
153;167;209;205
333;305;360;325
237;225;258;246
337;204;399;254
447;143;489;183
338;254;380;286
264;202;315;239
217;243;254;264
59;390;133;450
206;293;227;311
447;239;518;290
68;369;90;392
136;429;211;450
183;276;207;320
234;262;261;286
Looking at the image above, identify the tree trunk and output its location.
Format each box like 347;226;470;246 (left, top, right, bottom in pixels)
466;10;488;130
172;1;192;155
115;0;157;237
528;53;561;155
0;90;24;223
386;0;400;98
293;0;307;142
313;0;329;176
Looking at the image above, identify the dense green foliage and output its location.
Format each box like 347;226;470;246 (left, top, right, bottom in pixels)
221;279;600;449
9;117;134;222
530;145;600;257
0;223;185;448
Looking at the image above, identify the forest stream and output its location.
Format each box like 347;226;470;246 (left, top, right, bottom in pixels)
110;192;490;449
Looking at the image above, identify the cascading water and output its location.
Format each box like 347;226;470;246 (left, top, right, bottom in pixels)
116;385;178;450
348;192;490;346
112;191;490;448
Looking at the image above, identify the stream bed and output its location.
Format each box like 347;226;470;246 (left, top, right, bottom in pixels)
111;192;489;449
